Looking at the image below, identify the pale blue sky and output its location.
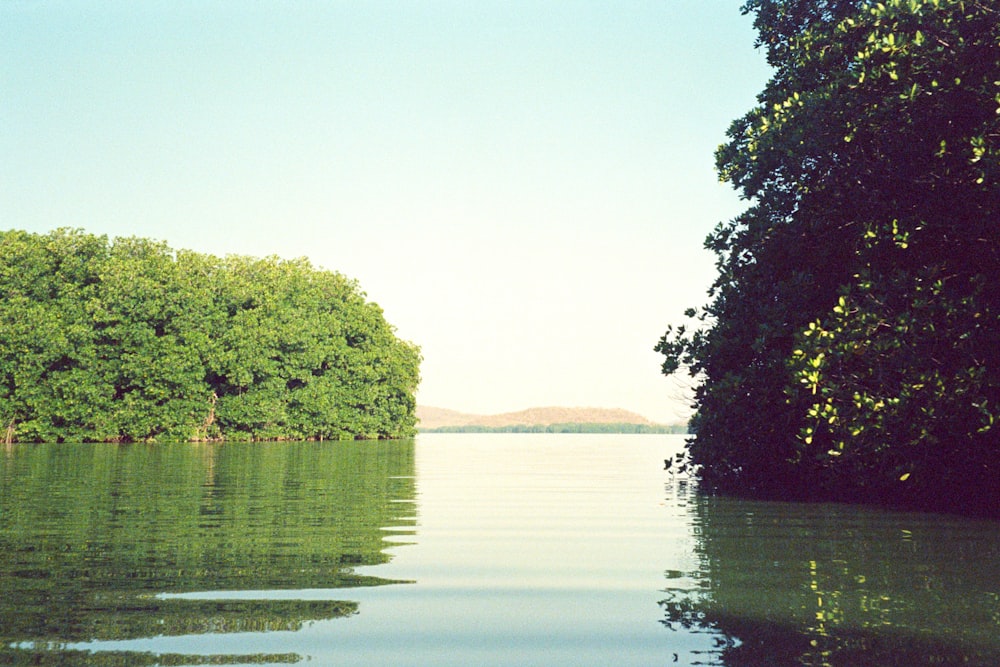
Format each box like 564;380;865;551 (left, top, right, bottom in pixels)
2;1;770;423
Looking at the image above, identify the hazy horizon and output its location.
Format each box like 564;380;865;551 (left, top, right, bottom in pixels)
2;1;771;424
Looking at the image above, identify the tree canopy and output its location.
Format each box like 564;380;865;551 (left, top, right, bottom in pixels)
657;0;999;515
1;228;421;442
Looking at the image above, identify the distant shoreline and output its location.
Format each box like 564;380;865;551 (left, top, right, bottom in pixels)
415;405;687;431
419;422;688;435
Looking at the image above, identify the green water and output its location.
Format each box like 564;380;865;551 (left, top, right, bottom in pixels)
0;440;415;664
0;434;997;665
661;487;1000;665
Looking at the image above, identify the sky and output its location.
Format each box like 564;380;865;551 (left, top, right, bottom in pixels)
1;1;771;424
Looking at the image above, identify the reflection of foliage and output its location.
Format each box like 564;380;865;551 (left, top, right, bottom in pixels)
1;649;302;666
5;596;359;646
0;440;415;661
660;494;1000;666
660;598;982;667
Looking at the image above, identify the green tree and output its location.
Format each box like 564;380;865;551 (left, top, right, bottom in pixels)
88;236;216;441
0;229;112;442
657;0;1000;514
0;229;420;442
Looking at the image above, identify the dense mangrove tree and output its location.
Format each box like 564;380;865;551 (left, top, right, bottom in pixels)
657;0;999;515
1;228;420;442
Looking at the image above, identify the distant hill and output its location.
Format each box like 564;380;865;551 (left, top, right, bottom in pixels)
416;406;686;433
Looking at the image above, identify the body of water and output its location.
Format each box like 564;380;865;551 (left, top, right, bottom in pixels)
1;434;998;665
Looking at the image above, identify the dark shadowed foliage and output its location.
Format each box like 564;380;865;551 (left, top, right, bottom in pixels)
656;0;999;516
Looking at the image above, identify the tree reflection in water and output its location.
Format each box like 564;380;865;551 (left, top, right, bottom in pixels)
659;479;1000;666
0;440;416;665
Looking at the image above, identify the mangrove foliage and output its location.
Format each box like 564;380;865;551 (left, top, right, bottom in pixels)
1;228;421;442
656;0;999;515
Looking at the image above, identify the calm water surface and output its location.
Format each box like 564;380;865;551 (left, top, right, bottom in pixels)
1;434;998;665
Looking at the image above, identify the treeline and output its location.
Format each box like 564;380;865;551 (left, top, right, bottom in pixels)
420;423;687;434
1;228;420;442
657;0;999;515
